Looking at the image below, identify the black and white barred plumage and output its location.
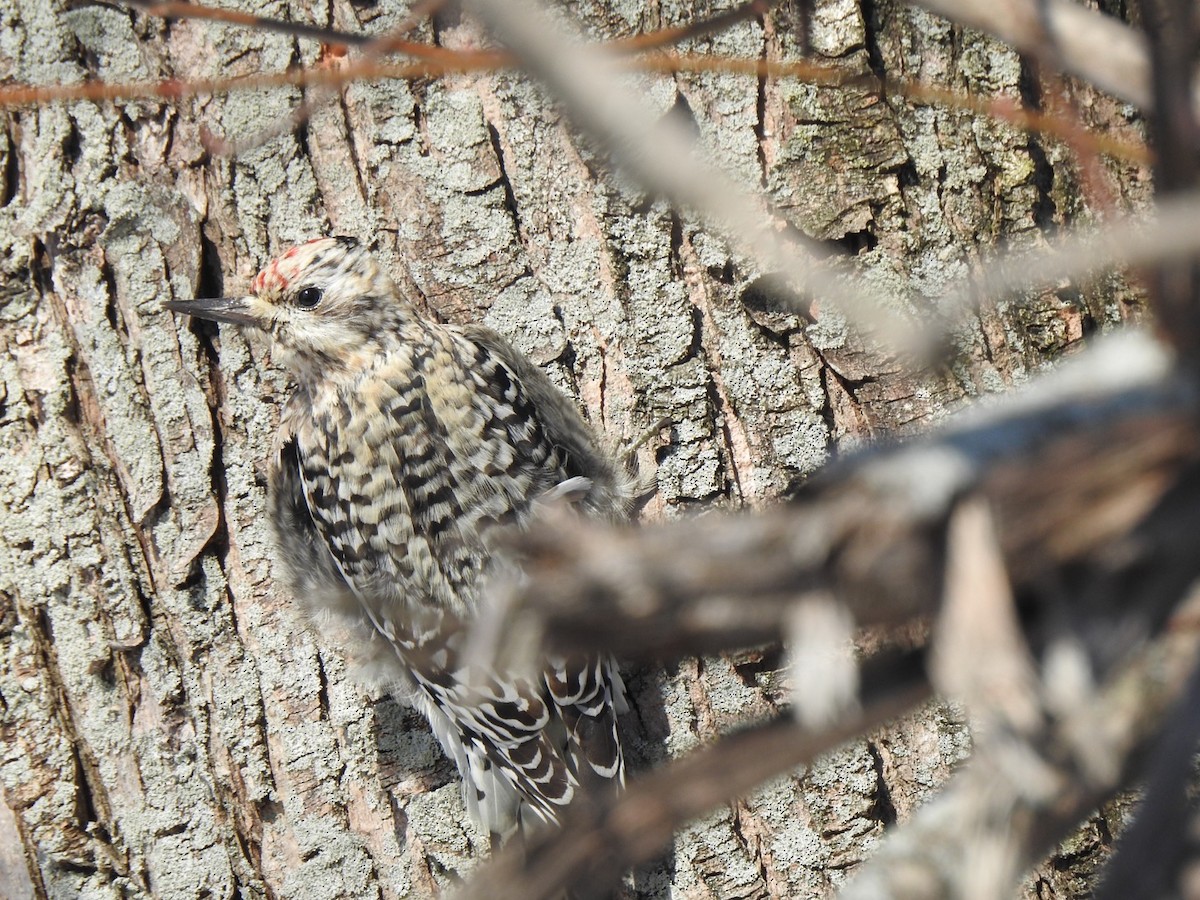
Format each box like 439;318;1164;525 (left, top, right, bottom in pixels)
167;236;636;838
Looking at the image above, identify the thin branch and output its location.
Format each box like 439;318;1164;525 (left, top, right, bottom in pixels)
455;651;932;900
197;0;448;155
122;0;777;55
0;48;1151;165
462;0;923;359
941;189;1200;321
909;0;1153;110
127;0;1163;119
122;0;376;47
0;61;447;106
199;0;779;156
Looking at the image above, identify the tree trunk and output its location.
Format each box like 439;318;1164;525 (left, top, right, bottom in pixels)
0;0;1147;897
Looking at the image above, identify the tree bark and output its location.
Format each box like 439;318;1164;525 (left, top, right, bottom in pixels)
0;0;1149;897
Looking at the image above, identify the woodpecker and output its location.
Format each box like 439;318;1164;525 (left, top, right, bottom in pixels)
166;236;638;841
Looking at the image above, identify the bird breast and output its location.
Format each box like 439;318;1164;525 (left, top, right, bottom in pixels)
290;337;562;619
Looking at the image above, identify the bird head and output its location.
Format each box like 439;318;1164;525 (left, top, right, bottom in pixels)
165;236;412;380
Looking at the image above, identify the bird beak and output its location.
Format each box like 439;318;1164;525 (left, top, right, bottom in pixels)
164;296;259;327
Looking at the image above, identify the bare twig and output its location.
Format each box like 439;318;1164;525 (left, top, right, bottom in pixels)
122;0;377;47
0;60;445;105
202;0;447;155
123;0;777;55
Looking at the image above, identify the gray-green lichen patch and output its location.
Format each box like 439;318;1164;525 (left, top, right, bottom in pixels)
483;276;568;367
404;784;485;890
673;16;766;190
54;253;165;522
277;820;380;900
3;0;81;85
771;81;910;241
62;6;150;84
675;803;770;897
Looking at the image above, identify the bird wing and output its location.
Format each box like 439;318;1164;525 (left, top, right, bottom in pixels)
545;654;628;789
459;324;639;522
408;649;580;826
458;327;630;795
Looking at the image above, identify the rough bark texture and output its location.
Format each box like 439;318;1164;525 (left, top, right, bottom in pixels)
0;0;1148;897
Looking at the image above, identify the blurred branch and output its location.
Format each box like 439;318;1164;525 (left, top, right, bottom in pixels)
1094;651;1200;900
943;190;1200;320
1140;0;1200;356
479;332;1196;668
464;331;1200;899
840;620;1200;900
910;0;1152;110
1076;11;1200;892
463;0;921;359
455;650;932;900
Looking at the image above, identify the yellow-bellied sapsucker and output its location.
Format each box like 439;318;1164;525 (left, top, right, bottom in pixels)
167;236;637;840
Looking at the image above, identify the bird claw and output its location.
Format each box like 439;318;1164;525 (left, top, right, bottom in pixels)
538;475;594;508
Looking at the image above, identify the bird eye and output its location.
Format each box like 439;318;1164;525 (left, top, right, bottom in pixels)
295;287;323;309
